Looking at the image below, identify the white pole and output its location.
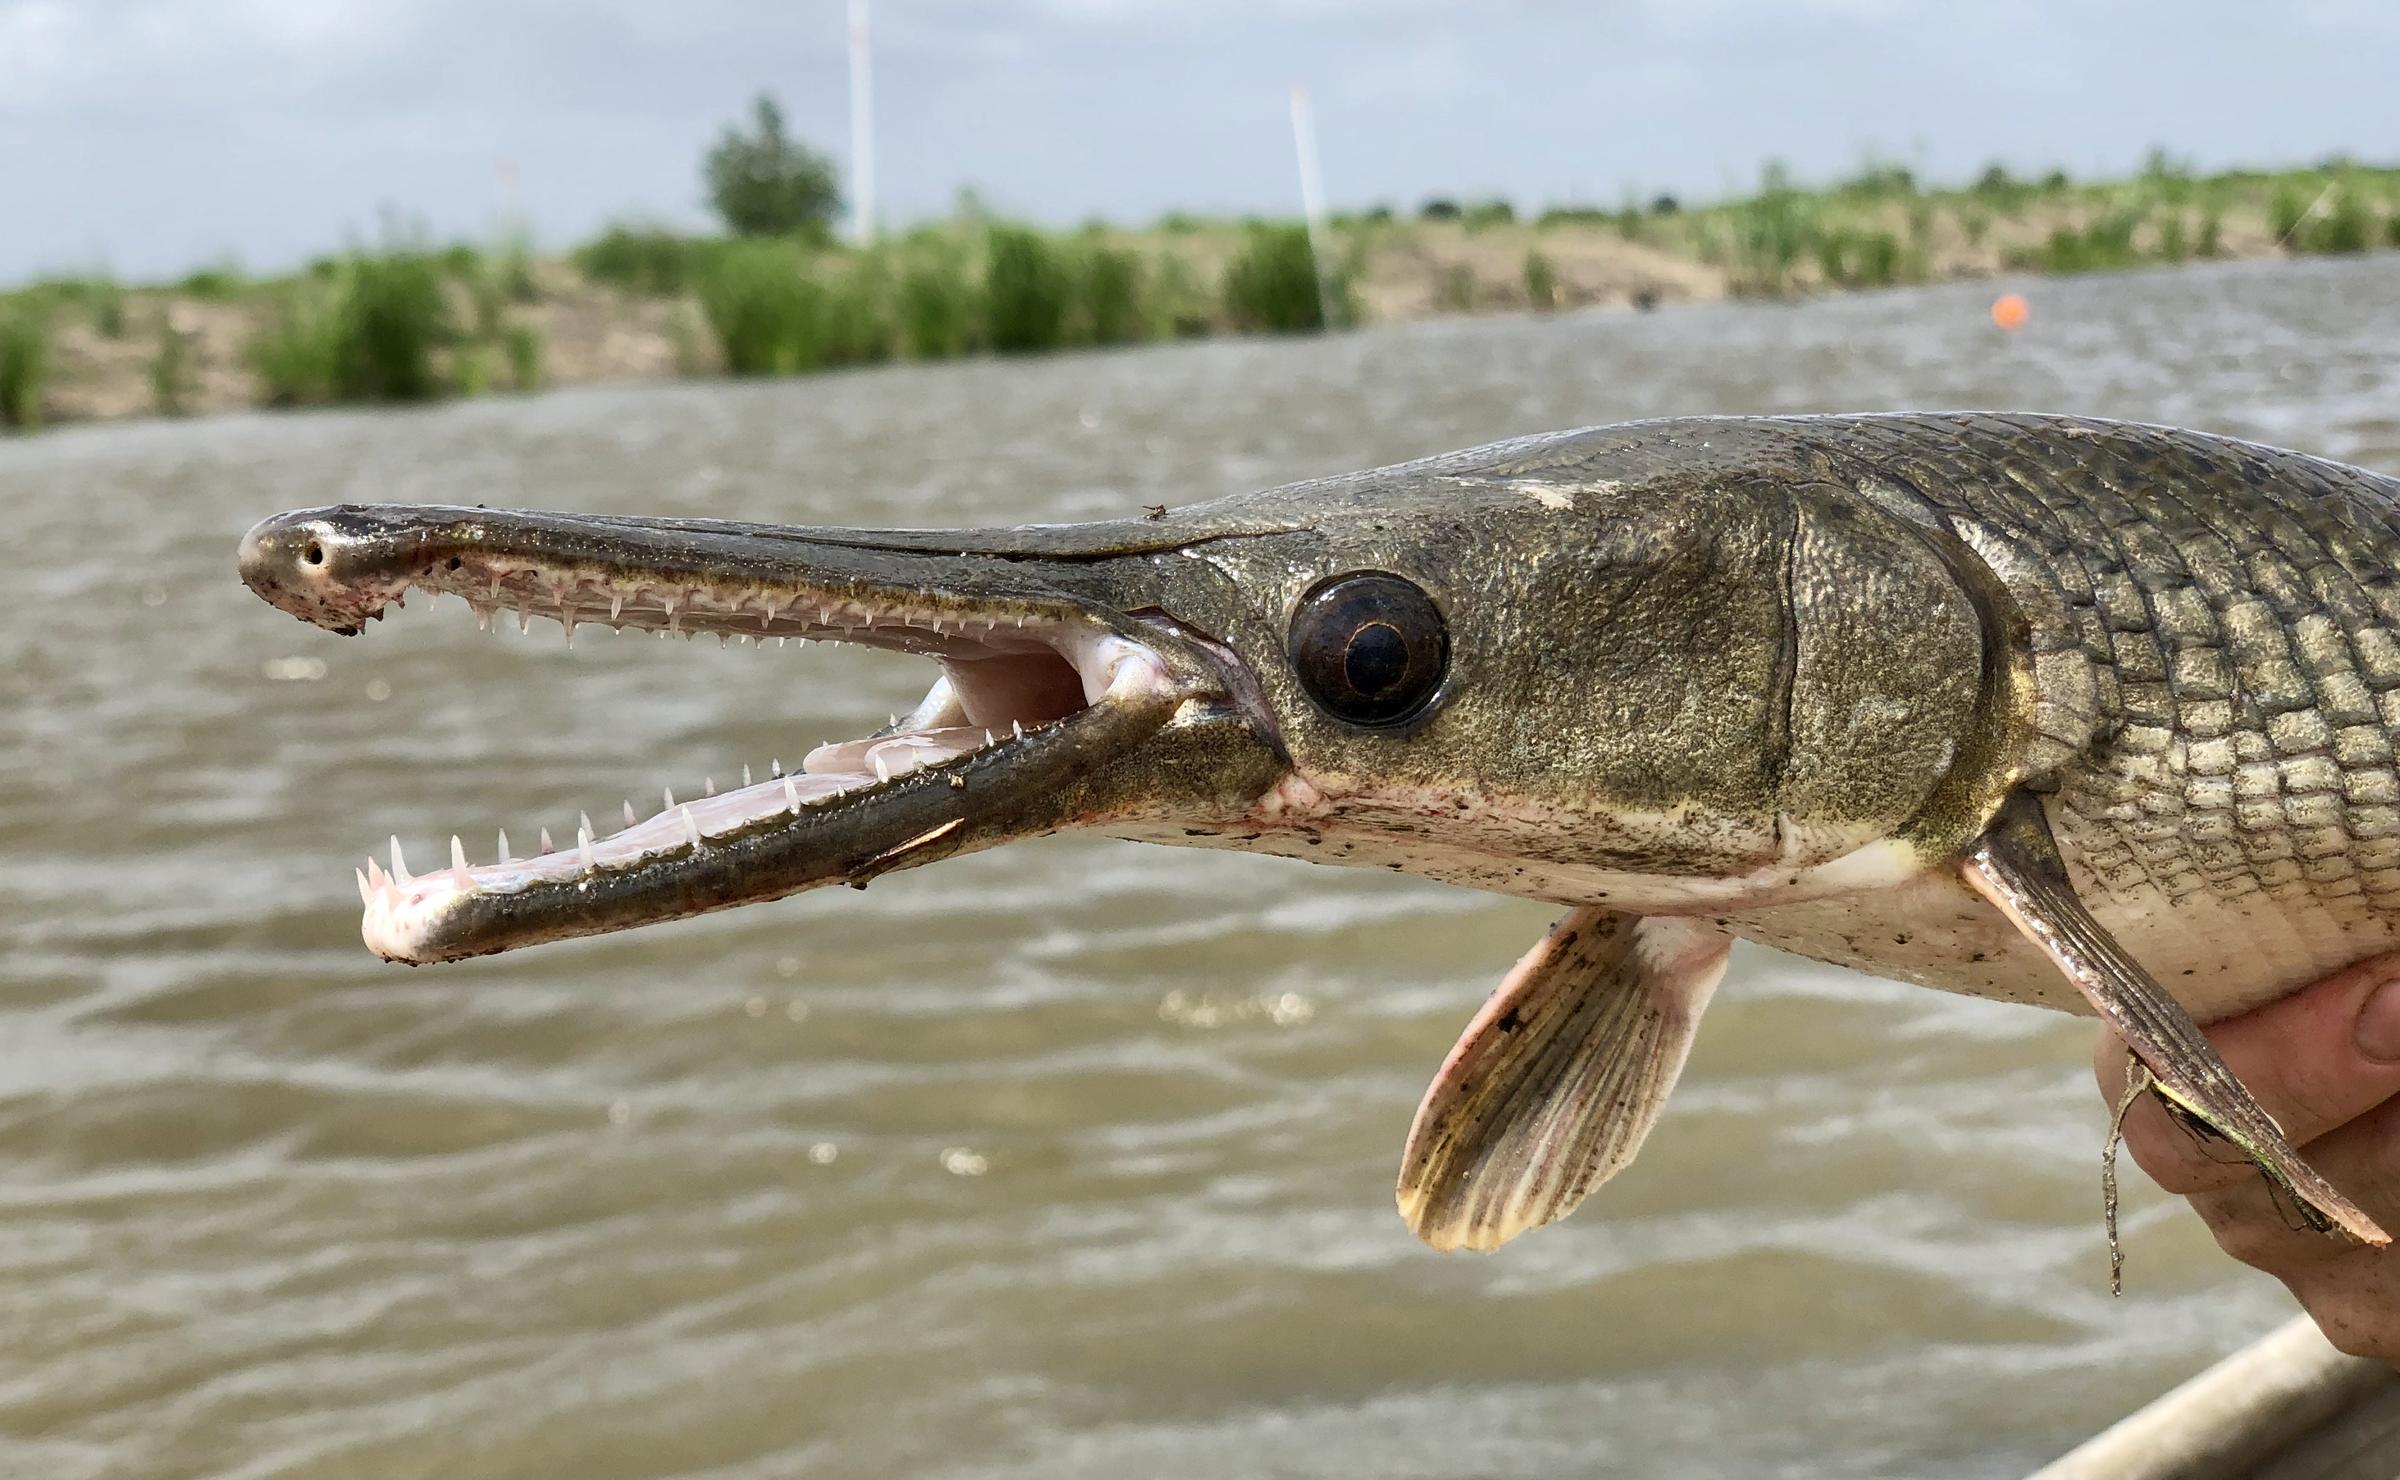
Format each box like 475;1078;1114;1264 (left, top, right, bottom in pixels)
1288;83;1336;328
848;0;877;245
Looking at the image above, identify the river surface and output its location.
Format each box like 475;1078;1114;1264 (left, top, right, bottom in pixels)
6;256;2400;1480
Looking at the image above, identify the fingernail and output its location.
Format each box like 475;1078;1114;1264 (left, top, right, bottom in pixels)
2355;974;2400;1064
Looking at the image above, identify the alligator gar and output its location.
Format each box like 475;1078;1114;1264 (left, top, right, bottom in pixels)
239;411;2400;1254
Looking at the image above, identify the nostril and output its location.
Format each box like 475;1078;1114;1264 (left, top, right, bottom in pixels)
304;542;325;567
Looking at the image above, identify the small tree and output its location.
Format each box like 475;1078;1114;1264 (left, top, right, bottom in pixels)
706;95;842;240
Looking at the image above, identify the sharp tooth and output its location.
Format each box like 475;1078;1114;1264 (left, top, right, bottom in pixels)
771;757;783;777
365;855;386;888
889;713;899;728
517;606;533;635
539;826;555;855
561;610;577;648
663;786;676;809
704;776;718;797
682;806;703;848
609;592;625;620
497;829;513;863
717;632;729;649
578;813;596;868
820;606;834;625
777;636;787;648
783;774;801;811
389;836;412;884
471;602;493;632
355;867;371;905
623;800;639;828
1012;719;1025;740
984;729;996;748
873;753;891;781
742;764;753;787
450;834;469;875
763;598;783;623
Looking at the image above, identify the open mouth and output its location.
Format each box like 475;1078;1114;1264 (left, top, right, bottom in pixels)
238;505;1225;964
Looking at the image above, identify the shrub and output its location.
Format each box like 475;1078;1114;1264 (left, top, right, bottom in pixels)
898;249;979;359
983;226;1071;353
1523;251;1557;312
249;288;339;406
1223;224;1344;332
2300;189;2374;253
1725;164;1815;295
2269;183;2310;243
1462;198;1516;231
0;304;49;431
1147;254;1214;338
2153;214;2187;261
1079;243;1146;345
331;250;452;402
178;264;245;299
152;323;194;415
1436;263;1474;312
696;239;823;374
1418;198;1461;221
706;95;842;240
578;224;711;296
505;324;543;390
817;255;895;367
91;277;126;339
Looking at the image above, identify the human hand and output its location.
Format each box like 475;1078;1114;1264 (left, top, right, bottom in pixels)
2096;954;2400;1362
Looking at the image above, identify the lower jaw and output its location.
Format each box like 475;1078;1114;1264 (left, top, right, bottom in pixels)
355;639;1187;963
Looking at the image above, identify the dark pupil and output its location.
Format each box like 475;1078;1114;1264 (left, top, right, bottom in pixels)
1345;621;1409;696
1288;571;1448;728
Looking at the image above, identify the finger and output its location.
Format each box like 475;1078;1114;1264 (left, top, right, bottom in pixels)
2190;1091;2400;1264
2281;1244;2400;1361
2093;952;2400;1195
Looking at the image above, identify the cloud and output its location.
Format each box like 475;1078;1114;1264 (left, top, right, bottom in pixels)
3;0;2397;281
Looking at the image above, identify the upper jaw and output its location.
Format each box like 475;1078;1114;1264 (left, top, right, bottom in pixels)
238;503;1286;964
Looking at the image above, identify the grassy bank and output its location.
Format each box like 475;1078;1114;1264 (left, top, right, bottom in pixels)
6;156;2398;433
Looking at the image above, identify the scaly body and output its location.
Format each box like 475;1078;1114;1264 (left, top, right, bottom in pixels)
238;412;2400;1253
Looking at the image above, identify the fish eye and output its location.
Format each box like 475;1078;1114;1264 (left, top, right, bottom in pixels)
1288;572;1449;728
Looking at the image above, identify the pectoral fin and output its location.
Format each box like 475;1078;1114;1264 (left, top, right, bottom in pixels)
1397;908;1730;1252
1963;791;2389;1246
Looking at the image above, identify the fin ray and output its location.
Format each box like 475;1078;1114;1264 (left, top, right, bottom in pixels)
1397;908;1730;1252
1963;792;2388;1247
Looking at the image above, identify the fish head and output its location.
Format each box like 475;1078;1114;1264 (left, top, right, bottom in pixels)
236;418;2029;961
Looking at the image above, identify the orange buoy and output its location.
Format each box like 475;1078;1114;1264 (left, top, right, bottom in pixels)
1991;292;2029;331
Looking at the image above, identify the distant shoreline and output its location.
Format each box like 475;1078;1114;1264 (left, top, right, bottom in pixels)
4;160;2395;435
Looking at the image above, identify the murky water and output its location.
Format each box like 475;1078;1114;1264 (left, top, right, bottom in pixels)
7;256;2400;1480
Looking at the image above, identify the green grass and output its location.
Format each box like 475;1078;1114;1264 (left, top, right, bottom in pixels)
0;304;50;431
505;324;544;391
1223;224;1345;333
1079;242;1146;345
1523;251;1557;312
246;246;455;406
578;224;715;296
329;250;452;401
898;243;978;359
151;323;193;416
248;288;338;406
983;226;1072;353
696;239;825;375
11;153;2400;430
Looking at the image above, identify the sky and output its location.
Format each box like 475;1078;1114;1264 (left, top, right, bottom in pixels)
5;0;2399;283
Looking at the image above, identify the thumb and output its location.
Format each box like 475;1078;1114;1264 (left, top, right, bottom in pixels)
2094;953;2400;1195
